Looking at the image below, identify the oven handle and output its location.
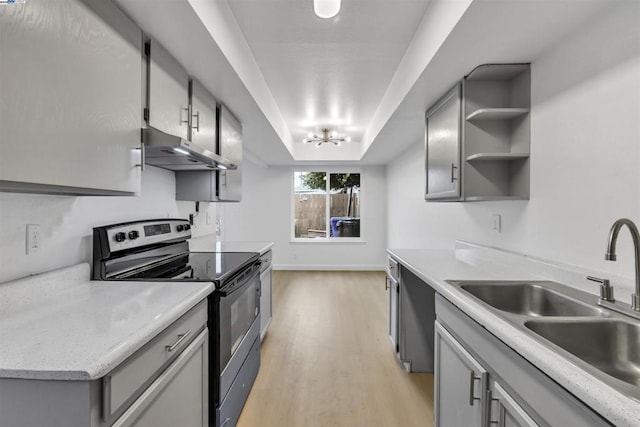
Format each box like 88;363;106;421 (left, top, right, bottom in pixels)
217;263;261;297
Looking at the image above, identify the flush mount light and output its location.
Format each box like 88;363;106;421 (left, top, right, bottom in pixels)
303;128;349;147
314;0;341;19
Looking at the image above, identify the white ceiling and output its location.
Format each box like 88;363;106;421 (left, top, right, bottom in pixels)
227;0;432;161
116;0;616;166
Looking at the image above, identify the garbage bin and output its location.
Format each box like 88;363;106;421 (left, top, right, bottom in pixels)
337;218;360;237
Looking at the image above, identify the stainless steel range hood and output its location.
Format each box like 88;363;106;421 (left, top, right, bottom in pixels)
142;127;237;171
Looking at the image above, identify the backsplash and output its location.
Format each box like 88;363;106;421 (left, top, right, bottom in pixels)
0;167;217;283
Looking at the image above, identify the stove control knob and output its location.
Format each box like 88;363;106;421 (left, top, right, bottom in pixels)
184;224;191;231
176;224;185;232
128;230;139;240
114;232;127;242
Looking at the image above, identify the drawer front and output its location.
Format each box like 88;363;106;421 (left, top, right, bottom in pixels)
259;250;272;273
104;300;208;420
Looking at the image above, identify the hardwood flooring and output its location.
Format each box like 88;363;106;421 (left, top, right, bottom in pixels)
237;270;434;427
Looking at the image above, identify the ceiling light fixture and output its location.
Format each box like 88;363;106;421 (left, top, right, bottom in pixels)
303;128;350;147
314;0;341;19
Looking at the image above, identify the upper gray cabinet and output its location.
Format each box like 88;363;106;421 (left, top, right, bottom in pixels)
425;84;462;200
189;79;218;154
0;0;143;195
425;64;531;202
145;39;190;141
175;104;243;202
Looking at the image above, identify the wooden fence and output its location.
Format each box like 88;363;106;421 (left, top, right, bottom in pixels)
294;193;360;237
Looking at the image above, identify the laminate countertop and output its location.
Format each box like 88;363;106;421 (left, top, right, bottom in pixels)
0;263;213;381
388;243;640;427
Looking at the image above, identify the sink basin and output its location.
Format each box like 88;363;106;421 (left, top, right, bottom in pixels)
459;282;603;317
525;319;640;387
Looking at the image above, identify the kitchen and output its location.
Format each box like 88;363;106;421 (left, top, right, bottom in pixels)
0;0;638;426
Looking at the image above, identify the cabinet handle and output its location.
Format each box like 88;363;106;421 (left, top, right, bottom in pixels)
468;370;482;406
135;141;145;172
488;391;504;426
385;276;390;290
451;163;458;183
165;329;192;352
192;111;200;132
181;107;190;125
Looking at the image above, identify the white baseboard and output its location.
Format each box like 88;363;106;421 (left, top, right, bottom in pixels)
273;264;386;271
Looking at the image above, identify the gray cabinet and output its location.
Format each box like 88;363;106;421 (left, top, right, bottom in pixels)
112;329;208;427
387;257;399;354
425;84;462;200
0;301;209;427
259;250;273;341
146;39;190;141
175;104;243;202
434;321;487;426
386;257;436;372
488;381;538;427
435;294;610;426
189;79;218;153
0;0;143;195
424;64;531;202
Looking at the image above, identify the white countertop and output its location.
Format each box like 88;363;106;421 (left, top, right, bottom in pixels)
188;235;273;255
0;263;213;381
388;243;640;427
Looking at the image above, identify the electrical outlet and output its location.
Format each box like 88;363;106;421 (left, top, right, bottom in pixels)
492;214;501;233
206;211;213;225
26;224;41;254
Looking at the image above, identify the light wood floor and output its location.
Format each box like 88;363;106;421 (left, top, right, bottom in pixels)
237;270;434;427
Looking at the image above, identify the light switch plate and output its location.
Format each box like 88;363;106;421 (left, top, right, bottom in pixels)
492;214;501;233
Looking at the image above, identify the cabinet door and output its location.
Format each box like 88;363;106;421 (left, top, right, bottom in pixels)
388;274;399;353
425;84;462;200
0;0;142;195
112;329;208;427
260;266;273;341
190;79;217;153
216;105;242;201
435;320;487;427
147;39;189;140
488;381;539;427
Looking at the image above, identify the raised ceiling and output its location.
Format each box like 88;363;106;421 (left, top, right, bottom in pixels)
116;0;615;165
227;0;433;161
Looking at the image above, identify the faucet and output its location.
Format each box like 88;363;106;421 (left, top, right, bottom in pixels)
605;218;640;311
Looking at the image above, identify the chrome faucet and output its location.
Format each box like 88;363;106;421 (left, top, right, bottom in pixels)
605;218;640;311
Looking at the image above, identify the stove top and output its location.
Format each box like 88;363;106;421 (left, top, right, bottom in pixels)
186;252;259;284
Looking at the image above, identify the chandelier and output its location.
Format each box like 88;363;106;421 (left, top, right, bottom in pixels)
303;128;351;147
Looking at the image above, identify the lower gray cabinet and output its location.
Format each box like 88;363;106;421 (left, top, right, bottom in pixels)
0;301;208;427
434;321;487;426
488;381;538;427
113;329;208;427
259;250;273;341
435;294;610;427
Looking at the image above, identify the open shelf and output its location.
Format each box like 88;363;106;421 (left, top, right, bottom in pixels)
466;108;529;121
466;152;529;162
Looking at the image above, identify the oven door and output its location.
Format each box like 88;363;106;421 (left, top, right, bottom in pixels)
215;262;261;403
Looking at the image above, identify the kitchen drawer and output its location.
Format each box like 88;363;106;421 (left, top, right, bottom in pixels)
103;300;207;420
259;250;272;273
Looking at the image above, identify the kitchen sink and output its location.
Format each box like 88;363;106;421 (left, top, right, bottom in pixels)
525;319;640;387
457;282;604;317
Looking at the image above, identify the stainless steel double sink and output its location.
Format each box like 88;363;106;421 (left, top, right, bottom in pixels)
447;280;640;397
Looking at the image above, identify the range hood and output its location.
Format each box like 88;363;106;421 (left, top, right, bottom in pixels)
142;127;237;171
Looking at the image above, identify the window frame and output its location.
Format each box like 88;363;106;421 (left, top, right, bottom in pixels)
290;167;365;243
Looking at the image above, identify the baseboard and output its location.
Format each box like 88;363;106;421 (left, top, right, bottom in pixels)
273;264;386;271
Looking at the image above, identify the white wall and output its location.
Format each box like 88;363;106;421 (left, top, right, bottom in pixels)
387;1;640;279
0;167;217;282
222;159;388;270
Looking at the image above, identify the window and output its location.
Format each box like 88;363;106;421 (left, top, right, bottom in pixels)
293;171;361;240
